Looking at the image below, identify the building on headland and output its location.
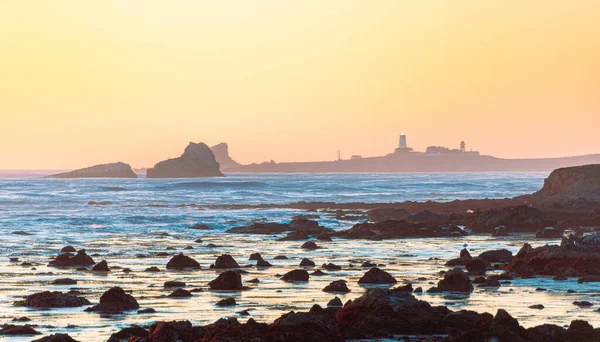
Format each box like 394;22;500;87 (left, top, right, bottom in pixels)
393;133;479;157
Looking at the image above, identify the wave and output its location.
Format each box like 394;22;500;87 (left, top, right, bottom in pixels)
158;181;267;190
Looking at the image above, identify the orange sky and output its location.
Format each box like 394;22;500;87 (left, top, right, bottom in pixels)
1;1;600;169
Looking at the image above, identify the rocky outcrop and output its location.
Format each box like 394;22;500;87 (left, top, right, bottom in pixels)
49;250;95;267
357;267;397;284
470;205;546;233
335;220;466;240
24;291;91;308
147;142;224;178
210;142;241;171
48;162;137;178
506;239;600;277
208;270;244;290
534;164;600;199
166;253;201;269
227;218;333;236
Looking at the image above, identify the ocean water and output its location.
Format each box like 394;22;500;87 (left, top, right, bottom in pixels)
1;172;598;341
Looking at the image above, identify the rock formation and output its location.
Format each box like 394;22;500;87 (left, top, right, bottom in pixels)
210;142;241;171
533;164;600;199
147;142;224;178
48;162;137;178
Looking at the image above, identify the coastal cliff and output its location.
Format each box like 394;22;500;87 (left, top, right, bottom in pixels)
146;142;224;178
48;162;137;178
533;164;600;199
210;142;241;171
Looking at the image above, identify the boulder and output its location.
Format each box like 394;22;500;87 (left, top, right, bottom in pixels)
536;227;562;239
85;287;139;313
249;252;262;260
446;248;473;266
31;334;79;342
146;142;224;178
214;254;240;269
166;253;201;269
357;267;397;284
51;278;77;285
50;249;95;267
0;325;41;335
281;269;309;282
436;268;473;293
208;270;244;290
91;260;110;272
168;288;192;298
323;280;350;293
300;258;316;267
24;291;91;308
256;259;272;267
47;162;137;178
327;297;343;307
216;297;236;306
301;241;319;250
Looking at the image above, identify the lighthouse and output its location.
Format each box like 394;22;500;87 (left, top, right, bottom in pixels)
399;133;407;149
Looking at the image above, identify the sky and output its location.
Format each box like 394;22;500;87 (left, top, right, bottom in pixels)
1;1;600;169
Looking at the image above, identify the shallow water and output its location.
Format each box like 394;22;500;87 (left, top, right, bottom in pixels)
1;172;598;341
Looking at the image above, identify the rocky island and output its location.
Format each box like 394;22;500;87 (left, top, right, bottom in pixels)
210;142;241;171
47;162;137;178
146;142;224;178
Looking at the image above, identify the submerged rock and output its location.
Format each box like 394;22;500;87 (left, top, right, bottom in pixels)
47;162;137;178
146;142;224;178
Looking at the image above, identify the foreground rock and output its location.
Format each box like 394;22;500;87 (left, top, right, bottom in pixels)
24;291;91;308
47;162;137;178
281;269;309;282
85;287;139;313
214;254;240;269
32;334;79;342
0;325;40;335
146;142;224;178
430;268;473;293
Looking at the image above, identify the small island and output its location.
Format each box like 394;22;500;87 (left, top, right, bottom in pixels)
47;162;137;178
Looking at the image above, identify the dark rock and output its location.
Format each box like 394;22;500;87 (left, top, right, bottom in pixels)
190;224;211;230
31;333;79;342
301;241;319;250
529;304;545;310
0;325;41;335
256;258;272;267
323;280;350;293
322;263;342;270
249;252;262;260
216;297;236;306
61;246;77;253
536;227;562;239
478;249;513;263
436;268;473;293
507;243;600;277
51;278;77;285
391;283;413;293
50;249;95;267
470;205;545;233
85;287;139;313
479;277;501;287
146;142;224;178
108;326;149;341
446;248;473;266
466;258;488;275
311;270;327;276
573;301;593;307
91;260;110;272
145;266;160;272
327;296;343;307
164;281;186;287
358;267;397;284
214;254;240;269
247;278;260;283
12;317;31;322
25;291;90;308
138;308;156;314
166;253;201;269
274;255;288;260
300;258;315;267
168;288;192;298
208;270;244;290
281;269;309;282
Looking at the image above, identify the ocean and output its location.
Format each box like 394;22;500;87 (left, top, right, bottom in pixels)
1;172;596;341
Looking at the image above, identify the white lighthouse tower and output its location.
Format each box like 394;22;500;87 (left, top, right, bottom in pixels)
399;133;407;149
